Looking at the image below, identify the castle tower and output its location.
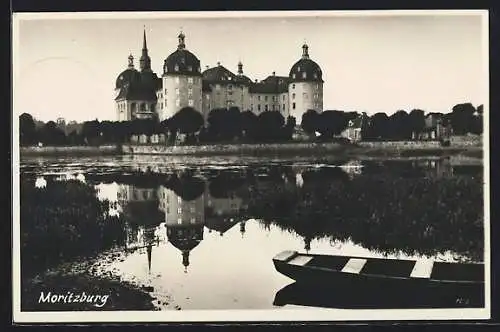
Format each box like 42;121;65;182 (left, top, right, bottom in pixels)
139;27;152;72
288;42;324;124
159;31;203;122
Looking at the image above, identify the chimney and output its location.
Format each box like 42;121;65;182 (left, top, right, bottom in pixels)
254;79;258;83
272;71;276;76
217;61;221;66
205;65;209;70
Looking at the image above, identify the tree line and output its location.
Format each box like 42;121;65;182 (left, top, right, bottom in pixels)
19;102;483;147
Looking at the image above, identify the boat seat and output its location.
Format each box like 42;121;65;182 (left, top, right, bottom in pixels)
341;258;367;274
288;255;314;266
410;260;434;279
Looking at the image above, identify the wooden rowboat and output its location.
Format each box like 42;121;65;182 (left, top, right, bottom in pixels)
273;251;484;289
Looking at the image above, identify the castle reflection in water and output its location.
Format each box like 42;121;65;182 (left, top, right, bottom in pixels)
115;177;249;273
93;157;457;273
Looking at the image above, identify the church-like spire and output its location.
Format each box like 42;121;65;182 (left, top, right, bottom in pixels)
240;221;246;238
182;250;190;273
178;30;186;50
147;245;152;273
302;42;309;59
128;54;134;69
237;61;243;75
140;26;152;72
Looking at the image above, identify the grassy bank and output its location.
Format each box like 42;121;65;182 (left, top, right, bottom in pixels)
20;145;121;156
19;142;483;159
22;270;156;311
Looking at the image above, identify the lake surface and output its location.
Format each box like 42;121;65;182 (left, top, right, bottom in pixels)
19;154;485;310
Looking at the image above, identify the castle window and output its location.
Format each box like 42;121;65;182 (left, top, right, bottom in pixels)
292;74;296;79
265;104;268;111
302;72;307;79
277;104;280;110
206;94;210;99
165;89;167;94
303;93;308;99
181;58;185;64
292;84;295;89
188;77;194;84
282;95;285;101
257;104;261;111
250;104;253;110
292;102;296;110
177;218;182;224
188;88;193;96
258;96;261;101
175;65;179;71
175;77;180;84
272;105;275;111
188;65;192;71
292;93;296;99
314;73;318;79
228;91;233;96
298;66;301;71
316;83;320;89
188;99;194;106
228;84;232;90
176;98;180;107
190;217;196;224
176;88;180;95
177;207;182;214
283;103;286;110
265;96;268;101
216;84;221;90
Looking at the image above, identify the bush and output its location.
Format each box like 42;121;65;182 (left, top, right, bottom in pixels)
20;178;126;277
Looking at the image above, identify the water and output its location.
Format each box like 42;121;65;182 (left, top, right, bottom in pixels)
19;154;484;310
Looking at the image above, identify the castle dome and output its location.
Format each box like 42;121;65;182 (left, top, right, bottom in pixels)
116;54;142;89
163;31;202;77
288;43;323;83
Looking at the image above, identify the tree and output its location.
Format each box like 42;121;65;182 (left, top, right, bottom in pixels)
241;110;258;141
450;103;476;135
19;113;37;146
316;110;348;140
408;109;426;139
207;108;227;141
227;106;243;140
256;111;285;142
366;112;390;139
389;110;411;140
81;120;101;145
282;116;296;141
170;107;204;143
301;109;319;136
40;121;67;146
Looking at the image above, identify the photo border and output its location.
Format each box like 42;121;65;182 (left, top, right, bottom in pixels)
10;9;492;324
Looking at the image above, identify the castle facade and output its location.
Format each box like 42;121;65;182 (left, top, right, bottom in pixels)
114;30;324;124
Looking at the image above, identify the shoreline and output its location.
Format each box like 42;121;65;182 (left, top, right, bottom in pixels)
21;249;165;311
19;142;483;158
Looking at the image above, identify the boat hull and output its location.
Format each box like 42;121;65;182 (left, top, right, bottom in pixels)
273;258;483;291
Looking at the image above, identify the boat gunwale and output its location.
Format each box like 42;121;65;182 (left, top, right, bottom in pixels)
273;252;484;285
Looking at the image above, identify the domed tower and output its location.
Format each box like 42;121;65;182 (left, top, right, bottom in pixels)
158;31;203;122
288;42;324;124
114;54;142;121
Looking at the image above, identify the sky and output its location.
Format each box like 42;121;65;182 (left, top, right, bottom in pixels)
13;11;488;122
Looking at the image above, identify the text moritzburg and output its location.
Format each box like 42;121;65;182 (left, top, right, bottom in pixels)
39;291;109;308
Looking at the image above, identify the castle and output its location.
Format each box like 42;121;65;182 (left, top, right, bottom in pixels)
114;29;324;124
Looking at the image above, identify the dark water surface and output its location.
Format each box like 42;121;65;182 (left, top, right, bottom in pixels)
19;154;484;310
